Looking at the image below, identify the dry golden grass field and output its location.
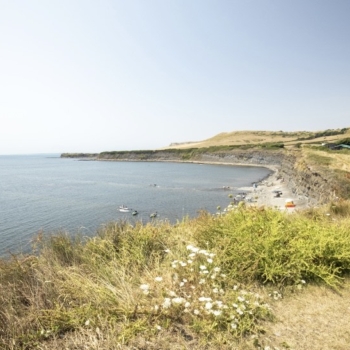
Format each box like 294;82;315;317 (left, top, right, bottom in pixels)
166;128;350;149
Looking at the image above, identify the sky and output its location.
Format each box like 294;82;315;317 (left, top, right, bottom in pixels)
1;1;350;155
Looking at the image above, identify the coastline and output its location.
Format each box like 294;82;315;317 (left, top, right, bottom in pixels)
77;156;309;211
142;159;308;210
174;159;308;211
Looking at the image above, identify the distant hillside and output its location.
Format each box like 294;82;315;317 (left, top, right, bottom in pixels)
165;128;350;149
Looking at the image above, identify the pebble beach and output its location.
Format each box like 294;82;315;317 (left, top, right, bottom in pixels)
238;166;309;211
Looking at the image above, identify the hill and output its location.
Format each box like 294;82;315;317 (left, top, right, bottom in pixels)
165;127;350;149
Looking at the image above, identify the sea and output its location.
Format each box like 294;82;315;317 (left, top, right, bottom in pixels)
0;154;272;257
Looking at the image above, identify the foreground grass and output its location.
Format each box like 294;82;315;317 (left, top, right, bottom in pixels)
1;202;350;349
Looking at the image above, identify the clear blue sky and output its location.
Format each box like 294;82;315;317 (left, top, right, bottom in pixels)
1;0;349;154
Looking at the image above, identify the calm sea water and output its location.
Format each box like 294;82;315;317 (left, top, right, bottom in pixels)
0;154;271;257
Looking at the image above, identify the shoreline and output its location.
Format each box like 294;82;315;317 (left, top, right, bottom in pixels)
89;157;309;210
173;160;307;211
83;157;307;211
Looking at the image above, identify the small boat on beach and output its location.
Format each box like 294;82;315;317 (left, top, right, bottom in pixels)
285;199;296;208
150;212;157;218
132;210;138;216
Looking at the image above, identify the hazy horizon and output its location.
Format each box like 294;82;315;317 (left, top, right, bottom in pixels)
1;1;350;155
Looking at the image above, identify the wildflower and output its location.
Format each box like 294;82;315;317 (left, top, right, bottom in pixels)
179;282;185;287
199;279;206;284
232;303;238;308
164;249;170;253
140;284;150;295
205;302;213;310
172;297;185;304
213;288;219;293
215;300;223;308
233;285;238;291
162;298;171;309
199;265;207;270
236;308;244;315
231;323;237;329
185;301;191;308
187;259;193;264
199;296;212;302
168;290;177;297
188;253;196;258
237;296;245;302
207;258;213;264
154;277;163;282
193;309;200;315
154;305;159;311
155;325;162;330
212;310;222;317
213;267;221;272
180;261;187;267
187;245;199;253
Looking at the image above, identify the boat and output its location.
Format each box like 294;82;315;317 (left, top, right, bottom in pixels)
132;210;138;216
119;205;131;212
285;199;296;208
150;212;157;218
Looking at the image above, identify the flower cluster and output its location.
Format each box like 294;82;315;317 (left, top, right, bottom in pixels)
139;244;271;334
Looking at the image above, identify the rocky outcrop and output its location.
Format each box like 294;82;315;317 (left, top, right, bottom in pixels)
96;149;286;165
191;149;285;166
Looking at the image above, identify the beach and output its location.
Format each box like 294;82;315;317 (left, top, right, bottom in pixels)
238;166;309;211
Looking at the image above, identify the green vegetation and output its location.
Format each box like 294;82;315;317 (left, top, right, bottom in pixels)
93;143;284;161
337;137;350;145
1;202;350;349
296;128;349;141
306;153;334;166
60;153;98;158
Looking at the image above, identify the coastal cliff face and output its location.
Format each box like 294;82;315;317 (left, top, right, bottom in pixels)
96;149;286;165
61;149;341;205
185;150;337;205
278;151;336;205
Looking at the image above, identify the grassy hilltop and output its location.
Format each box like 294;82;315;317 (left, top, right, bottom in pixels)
165;127;350;149
2;127;350;350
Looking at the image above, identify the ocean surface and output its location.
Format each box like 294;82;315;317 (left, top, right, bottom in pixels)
0;154;272;257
